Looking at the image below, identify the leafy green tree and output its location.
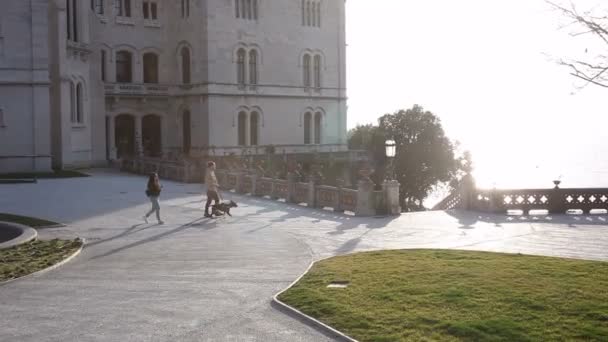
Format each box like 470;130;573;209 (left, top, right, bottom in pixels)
349;105;466;210
378;105;458;210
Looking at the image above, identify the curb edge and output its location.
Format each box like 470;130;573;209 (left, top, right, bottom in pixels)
0;238;84;287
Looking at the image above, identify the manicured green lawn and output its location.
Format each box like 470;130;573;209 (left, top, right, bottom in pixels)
279;250;608;342
0;213;60;228
0;169;89;179
0;239;82;282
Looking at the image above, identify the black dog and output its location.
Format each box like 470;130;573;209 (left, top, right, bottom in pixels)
211;200;238;217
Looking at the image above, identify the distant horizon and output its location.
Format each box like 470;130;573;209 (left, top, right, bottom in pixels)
345;0;608;188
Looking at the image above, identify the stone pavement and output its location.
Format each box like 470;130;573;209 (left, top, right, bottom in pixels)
1;170;607;341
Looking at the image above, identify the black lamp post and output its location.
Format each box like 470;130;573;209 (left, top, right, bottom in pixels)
385;140;396;180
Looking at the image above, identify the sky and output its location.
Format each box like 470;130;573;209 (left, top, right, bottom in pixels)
345;0;607;189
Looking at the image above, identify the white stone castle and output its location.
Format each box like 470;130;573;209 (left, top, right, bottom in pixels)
0;0;347;173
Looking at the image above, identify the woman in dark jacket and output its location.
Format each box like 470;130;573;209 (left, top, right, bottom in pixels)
144;173;164;224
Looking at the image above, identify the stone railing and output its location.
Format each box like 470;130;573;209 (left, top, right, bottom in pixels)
215;170;401;217
471;187;608;215
104;83;170;97
434;175;608;215
120;158;202;183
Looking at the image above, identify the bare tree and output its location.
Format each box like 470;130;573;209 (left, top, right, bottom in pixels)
547;1;608;88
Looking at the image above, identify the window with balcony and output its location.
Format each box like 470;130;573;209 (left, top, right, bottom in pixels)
143;53;159;84
143;1;158;20
117;0;131;17
236;0;258;20
115;50;132;83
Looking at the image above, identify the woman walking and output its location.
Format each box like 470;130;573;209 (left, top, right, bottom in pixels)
144;173;164;224
204;161;221;218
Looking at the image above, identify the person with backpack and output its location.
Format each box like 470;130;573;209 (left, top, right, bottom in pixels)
144;172;164;224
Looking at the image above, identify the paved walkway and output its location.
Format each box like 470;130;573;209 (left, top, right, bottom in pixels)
1;170;607;341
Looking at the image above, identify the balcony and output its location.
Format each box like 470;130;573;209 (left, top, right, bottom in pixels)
104;83;170;97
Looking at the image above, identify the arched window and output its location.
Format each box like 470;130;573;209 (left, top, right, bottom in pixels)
314;55;321;89
118;0;131;17
250;112;259;146
67;0;78;42
301;0;305;25
237;48;246;86
76;83;84;124
91;0;104;15
115;50;132;83
69;82;76;123
181;0;189;18
249;50;258;85
312;2;316;27
181;47;191;84
303;54;311;88
101;50;107;82
252;0;258;20
314;112;322;144
306;1;311;26
304;112;312;144
66;0;71;40
143;53;159;84
235;0;240;18
238;111;247;146
318;2;322;26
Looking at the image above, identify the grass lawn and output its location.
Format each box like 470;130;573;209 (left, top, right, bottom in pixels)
278;250;608;342
0;169;89;179
0;213;60;228
0;239;82;282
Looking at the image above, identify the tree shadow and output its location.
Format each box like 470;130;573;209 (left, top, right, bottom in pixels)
86;223;149;247
89;217;217;260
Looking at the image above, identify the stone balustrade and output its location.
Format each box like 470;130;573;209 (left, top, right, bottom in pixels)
215;169;401;217
119;159;402;216
434;175;608;215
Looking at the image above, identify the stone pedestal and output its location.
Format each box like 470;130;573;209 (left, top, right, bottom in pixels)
335;179;345;213
287;173;296;203
308;180;316;208
235;171;246;194
549;187;565;215
356;179;376;216
383;180;401;215
460;174;476;210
